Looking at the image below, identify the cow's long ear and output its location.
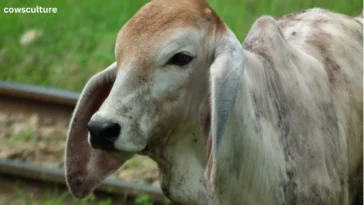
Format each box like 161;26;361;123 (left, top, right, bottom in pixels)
204;30;245;194
65;63;131;198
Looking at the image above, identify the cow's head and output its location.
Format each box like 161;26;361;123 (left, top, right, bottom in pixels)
65;0;244;203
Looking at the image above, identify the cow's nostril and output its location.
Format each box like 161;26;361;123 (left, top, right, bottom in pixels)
88;121;121;150
101;122;120;141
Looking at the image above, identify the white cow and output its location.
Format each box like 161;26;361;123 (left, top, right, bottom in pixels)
65;0;363;204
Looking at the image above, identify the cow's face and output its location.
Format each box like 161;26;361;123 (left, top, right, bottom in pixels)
90;17;213;154
65;0;244;203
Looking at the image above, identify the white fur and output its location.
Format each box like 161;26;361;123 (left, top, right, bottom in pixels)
69;4;362;205
91;29;203;152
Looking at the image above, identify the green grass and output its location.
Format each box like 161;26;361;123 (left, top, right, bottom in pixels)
0;0;362;91
9;127;37;145
8;182;155;205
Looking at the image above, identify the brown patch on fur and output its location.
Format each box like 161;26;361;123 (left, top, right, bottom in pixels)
278;9;337;29
115;0;225;70
279;9;307;21
304;31;345;86
278;10;306;28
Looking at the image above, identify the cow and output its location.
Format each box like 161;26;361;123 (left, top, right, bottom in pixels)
65;0;363;204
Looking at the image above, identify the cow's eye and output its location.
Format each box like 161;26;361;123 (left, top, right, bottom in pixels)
167;53;193;66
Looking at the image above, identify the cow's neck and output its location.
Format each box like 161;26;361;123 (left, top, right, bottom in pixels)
212;49;287;204
148;122;213;204
150;51;288;204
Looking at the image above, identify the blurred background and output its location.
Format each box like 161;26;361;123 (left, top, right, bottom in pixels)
0;0;362;91
0;0;362;204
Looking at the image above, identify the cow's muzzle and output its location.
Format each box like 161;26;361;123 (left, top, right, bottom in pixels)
88;121;120;151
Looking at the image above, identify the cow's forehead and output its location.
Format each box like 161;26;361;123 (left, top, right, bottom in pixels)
115;0;225;65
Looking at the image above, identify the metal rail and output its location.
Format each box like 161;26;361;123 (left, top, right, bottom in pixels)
0;159;166;202
0;81;79;106
0;81;168;203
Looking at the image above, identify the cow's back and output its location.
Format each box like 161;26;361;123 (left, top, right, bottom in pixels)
278;9;363;204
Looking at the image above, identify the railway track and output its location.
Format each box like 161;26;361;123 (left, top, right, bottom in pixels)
0;81;168;204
